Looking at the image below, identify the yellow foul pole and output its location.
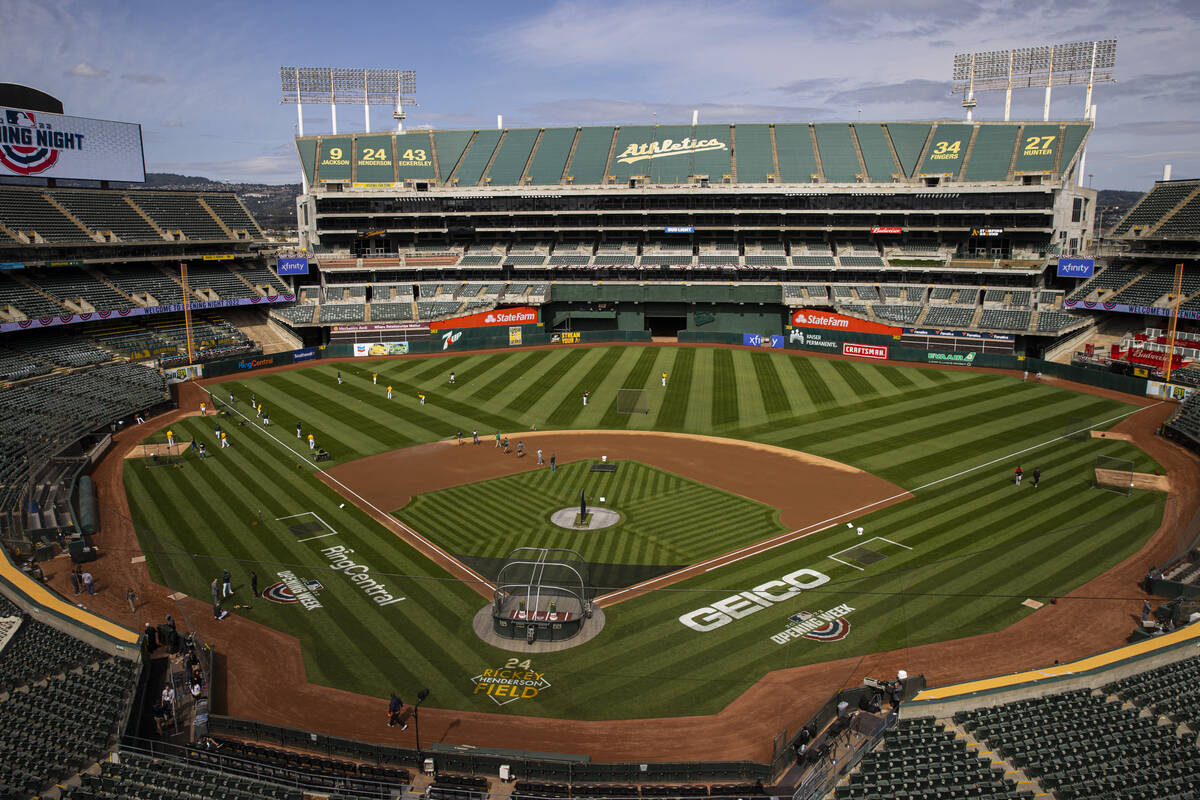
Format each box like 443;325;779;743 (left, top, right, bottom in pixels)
1163;262;1183;384
180;263;195;366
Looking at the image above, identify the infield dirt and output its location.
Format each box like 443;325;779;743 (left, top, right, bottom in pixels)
61;350;1200;763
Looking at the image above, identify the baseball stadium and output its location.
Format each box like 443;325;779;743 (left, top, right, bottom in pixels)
2;39;1200;800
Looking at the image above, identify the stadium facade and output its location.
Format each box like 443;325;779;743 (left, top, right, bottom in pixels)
286;120;1097;351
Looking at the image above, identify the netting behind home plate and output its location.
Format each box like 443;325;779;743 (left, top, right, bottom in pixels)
493;548;592;642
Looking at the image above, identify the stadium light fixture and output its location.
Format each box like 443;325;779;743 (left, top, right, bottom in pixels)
951;40;1116;121
280;66;417;135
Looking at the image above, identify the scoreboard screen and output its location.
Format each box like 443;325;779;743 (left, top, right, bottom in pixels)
0;107;145;182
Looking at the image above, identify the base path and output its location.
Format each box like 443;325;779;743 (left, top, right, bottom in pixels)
68;358;1200;765
322;431;911;603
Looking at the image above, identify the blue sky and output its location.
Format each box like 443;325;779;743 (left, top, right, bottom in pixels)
3;0;1198;189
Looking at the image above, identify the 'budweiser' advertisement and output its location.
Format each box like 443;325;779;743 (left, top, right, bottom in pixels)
870;226;902;234
429;306;539;330
842;342;889;360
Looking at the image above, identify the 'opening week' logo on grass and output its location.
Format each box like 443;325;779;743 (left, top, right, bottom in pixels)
471;658;551;706
263;571;325;611
770;604;856;645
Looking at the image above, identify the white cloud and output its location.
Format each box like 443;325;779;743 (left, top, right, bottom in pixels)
67;61;108;78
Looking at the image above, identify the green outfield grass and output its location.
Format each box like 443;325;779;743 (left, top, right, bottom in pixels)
122;346;1166;720
396;459;787;583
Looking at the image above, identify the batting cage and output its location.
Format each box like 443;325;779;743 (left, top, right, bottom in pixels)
493;547;593;643
617;388;649;415
1093;455;1135;496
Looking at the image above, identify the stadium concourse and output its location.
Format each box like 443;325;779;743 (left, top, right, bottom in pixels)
62;350;1199;770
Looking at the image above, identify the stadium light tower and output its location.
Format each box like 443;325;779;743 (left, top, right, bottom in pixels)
951;40;1116;122
280;66;417;135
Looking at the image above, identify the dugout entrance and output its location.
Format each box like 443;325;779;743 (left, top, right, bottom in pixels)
493;547;593;643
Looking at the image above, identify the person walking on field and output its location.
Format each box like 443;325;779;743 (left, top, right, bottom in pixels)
449;371;455;384
1014;465;1023;486
387;385;393;399
418;393;426;405
200;401;207;416
308;433;315;451
549;453;556;473
661;371;668;387
473;429;479;445
337;371;343;385
126;587;137;613
220;431;229;448
457;431;463;446
297;421;303;439
81;571;95;595
1032;468;1041;488
387;693;408;729
221;569;233;598
517;441;524;458
537;448;544;465
495;432;501;448
372;373;377;385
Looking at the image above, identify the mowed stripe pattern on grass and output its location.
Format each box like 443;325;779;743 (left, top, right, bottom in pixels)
115;346;1167;720
396;460;787;572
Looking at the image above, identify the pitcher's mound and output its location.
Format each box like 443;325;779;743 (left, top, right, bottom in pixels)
550;507;620;530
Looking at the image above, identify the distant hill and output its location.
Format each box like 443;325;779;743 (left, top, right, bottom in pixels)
1096;189;1144;230
136;173;301;229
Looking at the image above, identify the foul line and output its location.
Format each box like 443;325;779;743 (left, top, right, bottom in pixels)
208;391;497;591
597;402;1160;605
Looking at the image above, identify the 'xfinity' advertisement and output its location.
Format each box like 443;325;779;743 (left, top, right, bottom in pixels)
1057;258;1094;278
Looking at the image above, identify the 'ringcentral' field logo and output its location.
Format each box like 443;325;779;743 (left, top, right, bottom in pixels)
770;603;855;644
616;137;727;166
264;571;325;611
0;110;83;175
471;658;550;706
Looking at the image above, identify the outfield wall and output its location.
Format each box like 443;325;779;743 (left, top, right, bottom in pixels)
202;327;1147;397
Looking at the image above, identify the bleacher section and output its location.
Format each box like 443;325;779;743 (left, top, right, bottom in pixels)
49;190;163;241
201;194;263;237
0;610;138;797
105;266;186;306
0;188;92;243
837;716;1025;800
126;193;227;240
1066;267;1138;302
1105;654;1200;733
978;309;1032;331
956;687;1200;800
1113;180;1200;235
0;272;64;318
29;270;131;312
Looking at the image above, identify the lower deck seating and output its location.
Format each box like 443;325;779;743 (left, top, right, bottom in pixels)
956;687;1200;800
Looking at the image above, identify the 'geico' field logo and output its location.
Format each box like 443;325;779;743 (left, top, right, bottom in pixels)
615;137;727;166
679;568;830;632
0;110;83;175
471;658;550;706
770;603;855;644
263;570;324;611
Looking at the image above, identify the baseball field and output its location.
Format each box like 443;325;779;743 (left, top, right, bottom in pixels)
122;345;1165;721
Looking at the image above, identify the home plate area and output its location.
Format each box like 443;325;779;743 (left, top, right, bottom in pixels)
828;536;911;571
